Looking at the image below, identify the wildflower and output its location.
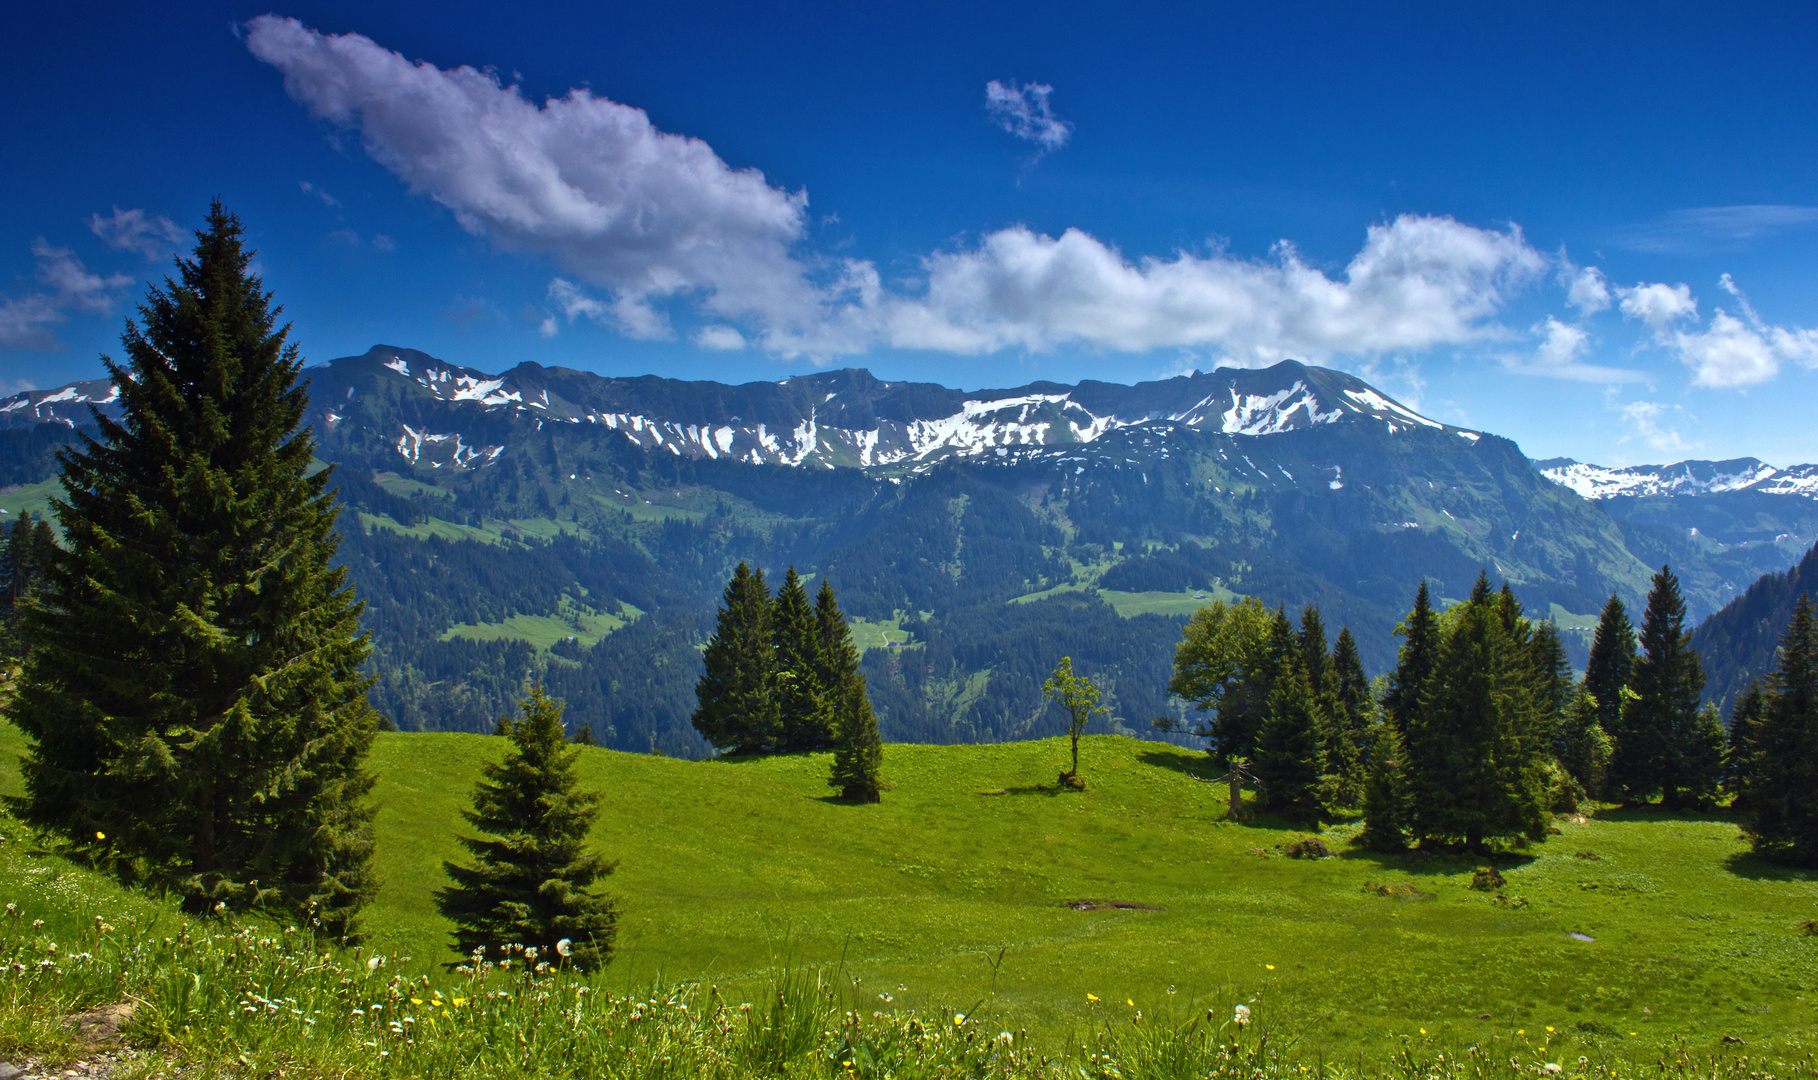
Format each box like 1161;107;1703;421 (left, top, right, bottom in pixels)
1545;1064;1563;1075
96;831;105;840
453;998;467;1007
1265;964;1275;971
1421;1029;1428;1036
997;1031;1014;1046
878;993;894;1003
410;998;423;1006
1127;998;1136;1007
555;938;573;957
1546;1026;1556;1033
1234;1005;1252;1028
1518;1030;1526;1036
367;956;384;971
954;1013;966;1026
1086;993;1100;1003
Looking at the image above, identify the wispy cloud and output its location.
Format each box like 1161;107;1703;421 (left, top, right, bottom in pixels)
88;207;186;262
1618;400;1694;454
299;180;342;207
984;79;1073;156
1609;204;1818;254
1505;316;1643;383
0;239;132;351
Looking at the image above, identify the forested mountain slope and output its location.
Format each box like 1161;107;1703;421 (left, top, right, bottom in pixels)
1689;540;1818;715
1;347;1810;755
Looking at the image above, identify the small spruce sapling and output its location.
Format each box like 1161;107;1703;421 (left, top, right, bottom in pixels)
438;684;619;971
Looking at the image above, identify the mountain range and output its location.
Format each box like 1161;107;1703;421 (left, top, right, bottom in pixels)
0;345;1811;753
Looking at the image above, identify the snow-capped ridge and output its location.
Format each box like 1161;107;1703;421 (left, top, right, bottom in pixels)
1539;457;1818;500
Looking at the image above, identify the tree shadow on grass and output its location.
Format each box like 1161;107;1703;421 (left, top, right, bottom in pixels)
1136;747;1216;779
1593;804;1739;827
1333;844;1539;877
1723;849;1818;882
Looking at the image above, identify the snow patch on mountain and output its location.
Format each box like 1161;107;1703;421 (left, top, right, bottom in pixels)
1539;457;1818;500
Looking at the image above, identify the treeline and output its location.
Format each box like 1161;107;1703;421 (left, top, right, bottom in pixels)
1691;540;1818;715
1171;565;1734;850
690;563;882;799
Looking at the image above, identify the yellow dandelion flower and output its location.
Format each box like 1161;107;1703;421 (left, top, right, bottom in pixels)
1086;993;1099;1002
1517;1029;1526;1035
1420;1029;1427;1035
1265;964;1275;971
410;999;423;1006
95;831;105;840
453;998;467;1007
1127;998;1135;1007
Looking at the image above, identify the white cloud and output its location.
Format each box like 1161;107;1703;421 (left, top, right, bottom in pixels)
1617;281;1697;333
1509;316;1642;383
984;80;1073;154
247;19;1555;367
0;239;132;351
1560;263;1609;315
246;14;816;341
694;325;747;351
802;214;1547;362
1618;274;1818;389
87;207;186;261
1618;400;1693;454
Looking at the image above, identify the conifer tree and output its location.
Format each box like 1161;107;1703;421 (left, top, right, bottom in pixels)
772;566;828;752
1253;611;1326;820
7;204;379;937
1725;681;1766;799
438;685;619;970
1741;596;1818;865
1530;621;1575;736
1557;689;1613;800
829;677;883;802
1405;593;1548;848
1381;581;1438;734
1585;594;1637;746
1358;723;1411;851
692;561;779;754
1615;567;1709;806
811;577;862;706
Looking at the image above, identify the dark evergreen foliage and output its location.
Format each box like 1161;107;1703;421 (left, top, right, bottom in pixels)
1725;681;1765;797
692;561;778;754
1381;581;1437;734
1557;690;1612;800
829;676;883;802
1739;596;1818;865
1614;567;1716;807
1585;594;1636;739
1359;723;1411;851
7;203;379;938
772;566;828;752
1691;541;1818;715
1404;586;1548;848
1252;611;1325;820
437;684;618;970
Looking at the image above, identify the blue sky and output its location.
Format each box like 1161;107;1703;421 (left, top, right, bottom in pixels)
3;1;1816;466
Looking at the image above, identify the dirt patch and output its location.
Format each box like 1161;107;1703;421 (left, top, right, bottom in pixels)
977;789;1008;796
1064;898;1164;912
1361;881;1433;900
1284;837;1331;859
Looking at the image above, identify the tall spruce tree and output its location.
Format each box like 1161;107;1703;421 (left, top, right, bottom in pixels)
772;566;827;752
1726;681;1766;799
692;561;779;755
1253;610;1326;820
1381;581;1438;734
1405;590;1549;848
7;204;379;937
1615;567;1710;806
1358;723;1411;851
438;685;619;970
1585;594;1637;746
1741;596;1818;865
829;677;884;802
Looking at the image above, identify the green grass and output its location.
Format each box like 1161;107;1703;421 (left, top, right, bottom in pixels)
0;478;65;527
1098;586;1240;618
3;721;1816;1066
848;616;915;651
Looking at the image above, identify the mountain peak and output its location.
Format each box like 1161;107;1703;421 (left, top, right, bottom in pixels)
1539;457;1818;499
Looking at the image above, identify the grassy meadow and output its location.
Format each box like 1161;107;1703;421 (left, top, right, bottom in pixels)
6;720;1813;1064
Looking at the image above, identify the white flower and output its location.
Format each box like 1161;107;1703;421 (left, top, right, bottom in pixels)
1544;1065;1563;1075
1233;1004;1252;1027
555;938;573;957
996;1031;1014;1046
366;956;384;971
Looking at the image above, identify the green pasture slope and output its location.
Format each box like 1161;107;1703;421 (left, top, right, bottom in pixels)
4;721;1817;1061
